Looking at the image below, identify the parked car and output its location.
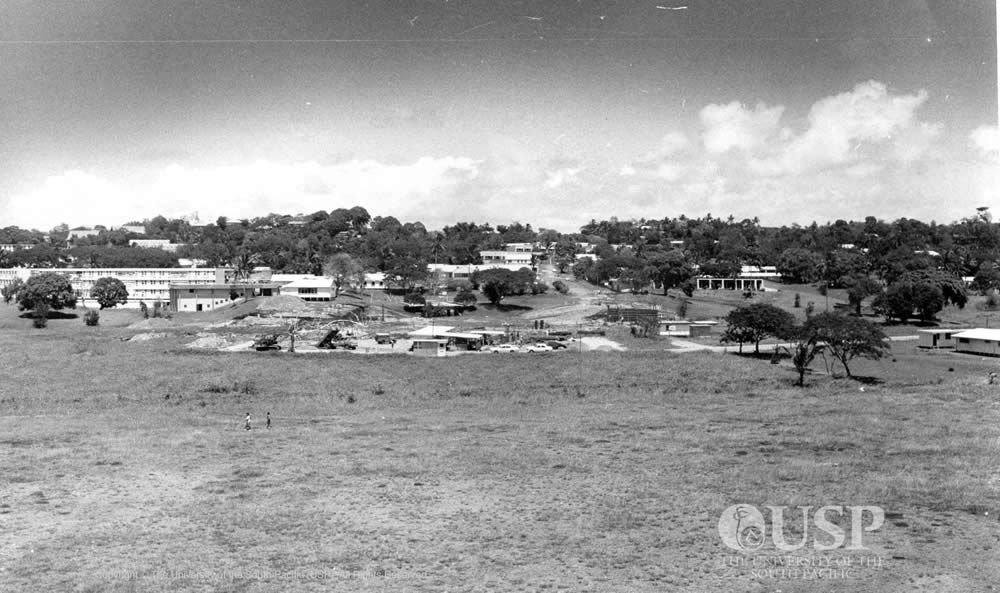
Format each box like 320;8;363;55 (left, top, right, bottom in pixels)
374;333;396;345
545;340;569;350
488;343;520;354
522;343;553;353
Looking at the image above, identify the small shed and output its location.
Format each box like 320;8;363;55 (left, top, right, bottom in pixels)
917;328;967;349
953;329;1000;356
690;321;718;337
410;338;448;357
660;320;693;337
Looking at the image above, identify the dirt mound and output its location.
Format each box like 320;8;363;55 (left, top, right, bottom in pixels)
234;316;288;327
186;335;232;349
581;336;626;351
127;318;175;330
128;332;167;342
255;295;312;314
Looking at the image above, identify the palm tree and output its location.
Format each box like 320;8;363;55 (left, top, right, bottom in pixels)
231;250;261;297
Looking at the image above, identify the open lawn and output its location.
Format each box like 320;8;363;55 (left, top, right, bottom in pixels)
2;304;1000;592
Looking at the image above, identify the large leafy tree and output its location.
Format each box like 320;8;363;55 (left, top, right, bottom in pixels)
476;269;516;304
840;274;882;316
384;256;428;292
473;268;538;304
650;250;694;295
721;303;795;354
90;277;129;309
877;269;966;323
804;312;890;377
16;272;77;312
899;269;966;309
322;253;363;299
778;248;825;283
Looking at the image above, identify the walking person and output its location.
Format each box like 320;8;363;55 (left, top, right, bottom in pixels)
266;412;271;430
244;412;252;431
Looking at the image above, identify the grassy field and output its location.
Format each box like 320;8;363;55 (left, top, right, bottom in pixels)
2;303;1000;593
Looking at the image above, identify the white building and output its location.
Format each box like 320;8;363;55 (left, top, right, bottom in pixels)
67;228;100;240
0;267;226;308
130;239;182;252
169;283;278;312
428;262;533;279
274;273;387;301
953;329;1000;356
917;328;967;349
739;265;782;280
479;250;533;267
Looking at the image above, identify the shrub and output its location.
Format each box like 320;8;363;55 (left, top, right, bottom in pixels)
31;303;50;328
553;280;569;294
84;310;100;326
984;289;1000;311
454;290;477;308
677;300;689;319
403;292;426;306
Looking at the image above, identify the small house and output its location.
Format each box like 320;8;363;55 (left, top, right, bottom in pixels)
660;320;694;337
953;329;1000;356
917;328;967;349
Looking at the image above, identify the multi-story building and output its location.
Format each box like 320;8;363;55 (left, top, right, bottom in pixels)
67;228;100;241
129;239;183;252
0;267;226;308
479;250;533;267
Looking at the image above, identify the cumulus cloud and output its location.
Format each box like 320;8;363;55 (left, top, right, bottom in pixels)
6;157;481;230
609;80;990;226
752;81;929;176
700;101;784;154
971;125;1000;158
543;166;583;189
619;131;692;180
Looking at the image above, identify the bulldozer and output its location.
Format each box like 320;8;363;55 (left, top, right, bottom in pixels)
252;333;282;351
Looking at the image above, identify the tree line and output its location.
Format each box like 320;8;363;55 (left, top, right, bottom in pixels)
3;208;998;311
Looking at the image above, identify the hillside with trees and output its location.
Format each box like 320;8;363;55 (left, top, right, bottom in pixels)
4;207;997;323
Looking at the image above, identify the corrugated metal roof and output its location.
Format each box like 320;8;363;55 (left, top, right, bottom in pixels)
409;326;455;337
439;332;483;340
952;328;1000;341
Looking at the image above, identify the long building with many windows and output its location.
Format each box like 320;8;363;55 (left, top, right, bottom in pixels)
0;267;227;308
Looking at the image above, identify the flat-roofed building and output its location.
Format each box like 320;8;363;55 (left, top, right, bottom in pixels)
917;328;967;349
169;282;279;312
0;267;226;308
953;329;1000;356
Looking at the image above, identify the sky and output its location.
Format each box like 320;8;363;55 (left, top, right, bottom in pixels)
0;0;997;233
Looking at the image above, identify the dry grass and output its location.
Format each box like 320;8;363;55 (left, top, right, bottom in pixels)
1;305;999;592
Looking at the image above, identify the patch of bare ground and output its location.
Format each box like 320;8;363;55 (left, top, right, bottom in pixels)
1;306;999;592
